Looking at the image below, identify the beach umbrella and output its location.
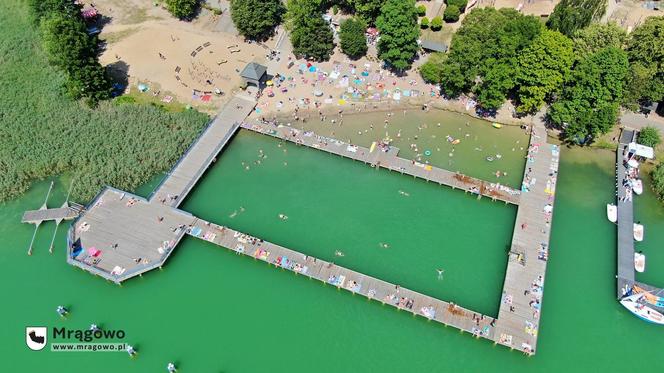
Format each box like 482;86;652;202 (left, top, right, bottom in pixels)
266;80;273;86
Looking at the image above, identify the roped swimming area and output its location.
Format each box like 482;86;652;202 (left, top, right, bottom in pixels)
66;96;559;355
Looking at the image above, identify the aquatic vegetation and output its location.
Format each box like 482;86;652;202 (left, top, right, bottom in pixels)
0;2;209;203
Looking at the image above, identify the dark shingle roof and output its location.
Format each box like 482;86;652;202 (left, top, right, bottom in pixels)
240;62;267;80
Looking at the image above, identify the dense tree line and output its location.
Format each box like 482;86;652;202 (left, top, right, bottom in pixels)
547;0;607;37
286;0;335;61
623;16;664;111
420;7;662;144
424;8;542;111
653;163;664;203
1;2;209;203
376;0;419;70
230;0;285;41
28;0;110;106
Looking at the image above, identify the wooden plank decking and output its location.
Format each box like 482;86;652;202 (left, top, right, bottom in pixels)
492;119;559;355
241;122;521;205
22;205;82;224
187;219;498;341
150;95;255;207
616;129;637;296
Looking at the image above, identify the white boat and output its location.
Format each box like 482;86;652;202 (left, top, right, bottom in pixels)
634;223;644;242
620;293;664;325
634;252;646;272
632;179;643;195
606;204;617;223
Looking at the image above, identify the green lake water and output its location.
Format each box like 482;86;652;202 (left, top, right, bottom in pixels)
2;111;664;372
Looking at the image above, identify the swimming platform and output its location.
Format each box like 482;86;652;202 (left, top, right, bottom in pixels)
64;96;558;355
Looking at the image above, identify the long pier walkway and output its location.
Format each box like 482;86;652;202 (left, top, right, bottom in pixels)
187;218;498;341
150;95;255;207
493;119;560;354
615;129;664;304
66;98;559;355
617;129;637;296
241;122;521;205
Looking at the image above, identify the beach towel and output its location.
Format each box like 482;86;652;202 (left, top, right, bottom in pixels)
201;94;212;102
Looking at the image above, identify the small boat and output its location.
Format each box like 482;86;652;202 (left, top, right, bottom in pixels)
634;252;646;272
620;293;664;325
606;204;617;223
634;223;644;241
486;156;494;162
492;122;502;129
632;179;643;195
452;139;461;145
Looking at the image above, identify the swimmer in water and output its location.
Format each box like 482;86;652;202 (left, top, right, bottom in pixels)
278;213;288;220
229;210;238;218
437;269;445;280
379;242;390;249
334;250;345;257
398;190;410;197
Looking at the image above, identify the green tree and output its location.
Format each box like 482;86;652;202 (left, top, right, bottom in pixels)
443;6;460;23
287;0;334;61
352;0;383;25
447;0;468;11
546;0;607;37
230;0;285;41
437;8;541;104
420;53;446;83
638;126;661;148
430;15;444;29
652;163;664;203
417;4;426;16
340;17;368;59
165;0;199;20
28;0;80;22
376;0;419;70
515;29;575;114
574;22;626;56
548;47;629;143
420;16;429;29
623;16;664;110
39;13;110;104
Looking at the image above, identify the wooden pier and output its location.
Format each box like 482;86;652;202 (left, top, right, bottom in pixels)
22;204;83;224
241;122;521;205
65;97;560;355
492;119;559;355
614;129;664;305
149;95;255;207
187;219;498;340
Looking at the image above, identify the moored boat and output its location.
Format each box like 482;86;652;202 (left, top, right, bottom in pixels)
634;252;646;272
634;223;644;241
632;179;643;195
606;204;617;223
620;293;664;325
492;122;502;129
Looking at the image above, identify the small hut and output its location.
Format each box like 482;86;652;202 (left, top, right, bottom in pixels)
240;62;268;89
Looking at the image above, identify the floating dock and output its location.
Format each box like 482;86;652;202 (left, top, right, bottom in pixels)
65;97;559;355
614;129;663;305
